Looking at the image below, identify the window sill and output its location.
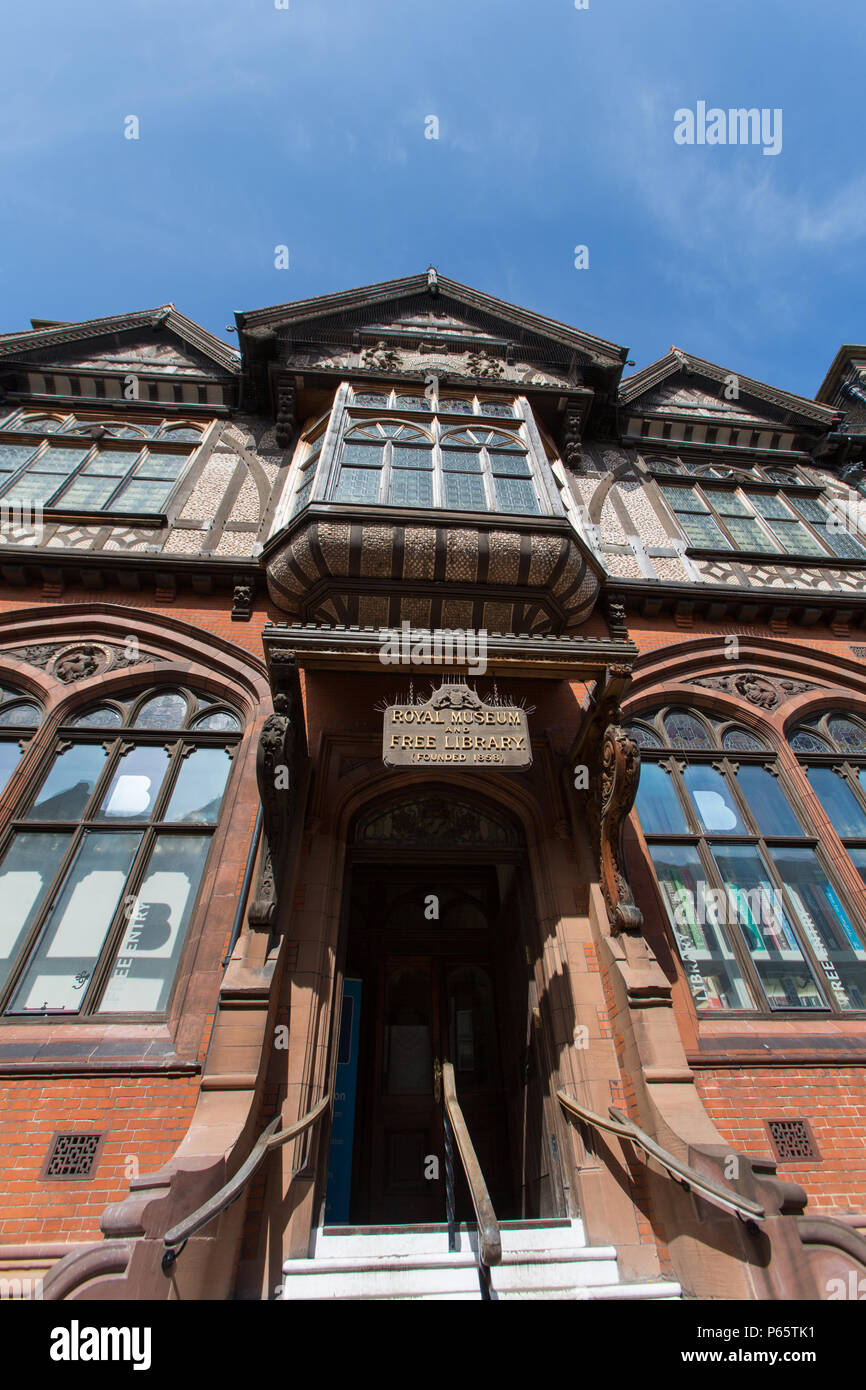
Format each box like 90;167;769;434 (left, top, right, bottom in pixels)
0;1036;200;1076
40;509;168;527
685;546;866;567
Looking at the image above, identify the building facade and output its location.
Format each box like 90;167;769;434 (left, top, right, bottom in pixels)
0;274;865;1300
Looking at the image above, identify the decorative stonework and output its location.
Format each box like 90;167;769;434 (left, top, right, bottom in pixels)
691;671;816;710
231;579;254;622
363;341;403;371
3;640;160;682
249;675;302;930
466;348;504;380
599;726;643;934
570;665;643;936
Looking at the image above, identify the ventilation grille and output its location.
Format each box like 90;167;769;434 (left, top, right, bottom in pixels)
850;646;866;658
766;1119;816;1162
43;1133;104;1180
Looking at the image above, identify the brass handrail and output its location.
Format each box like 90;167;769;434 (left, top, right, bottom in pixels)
442;1061;502;1267
162;1093;330;1272
557;1091;765;1223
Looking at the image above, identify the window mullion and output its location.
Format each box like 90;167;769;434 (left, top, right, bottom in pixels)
83;825;156;1017
693;837;767;1013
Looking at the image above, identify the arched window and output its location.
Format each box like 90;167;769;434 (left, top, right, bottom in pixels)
0;685;242;1018
788;711;866;889
627;705;866;1015
0;683;43;796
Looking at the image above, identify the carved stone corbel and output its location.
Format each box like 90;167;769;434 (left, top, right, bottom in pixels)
568;662;643;936
599;725;643;935
248;651;308;931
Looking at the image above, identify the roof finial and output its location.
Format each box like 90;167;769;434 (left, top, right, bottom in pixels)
427;266;439;296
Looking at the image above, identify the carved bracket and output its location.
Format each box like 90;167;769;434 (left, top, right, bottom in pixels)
248;654;305;931
599;725;643;935
568;663;643;935
274;380;297;449
560;406;584;472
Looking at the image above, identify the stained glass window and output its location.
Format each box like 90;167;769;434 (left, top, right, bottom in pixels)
790;728;831;753
722;727;766;752
0;684;242;1018
663;711;712;749
828;717;866;752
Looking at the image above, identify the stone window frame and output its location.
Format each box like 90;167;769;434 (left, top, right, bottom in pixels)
628;702;866;1019
284;383;564;521
0;679;243;1023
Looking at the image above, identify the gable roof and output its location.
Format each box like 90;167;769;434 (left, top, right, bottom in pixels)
236;270;628;373
0;306;240;376
621;348;838;429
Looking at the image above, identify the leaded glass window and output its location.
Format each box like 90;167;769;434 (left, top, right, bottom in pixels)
0;685;242;1017
320;390;550;517
0;412;208;514
626;704;866;1014
658;475;862;560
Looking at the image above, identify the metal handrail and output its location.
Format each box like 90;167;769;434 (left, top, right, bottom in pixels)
161;1093;330;1272
442;1061;502;1272
557;1091;765;1223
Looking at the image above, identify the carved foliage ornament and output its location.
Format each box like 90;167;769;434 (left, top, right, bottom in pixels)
248;681;301;930
691;671;815;710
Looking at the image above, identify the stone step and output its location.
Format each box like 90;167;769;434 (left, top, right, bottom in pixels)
282;1251;621;1300
311;1218;586;1259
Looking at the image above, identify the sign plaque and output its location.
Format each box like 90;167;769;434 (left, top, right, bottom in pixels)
383;683;531;769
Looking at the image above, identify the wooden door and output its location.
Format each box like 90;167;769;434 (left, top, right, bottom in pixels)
367;951;513;1223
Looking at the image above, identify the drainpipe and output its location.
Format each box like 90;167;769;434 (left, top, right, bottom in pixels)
222;805;263;969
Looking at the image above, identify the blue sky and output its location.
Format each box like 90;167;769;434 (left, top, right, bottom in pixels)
2;0;864;397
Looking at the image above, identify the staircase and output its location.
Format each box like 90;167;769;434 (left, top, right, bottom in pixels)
280;1219;682;1300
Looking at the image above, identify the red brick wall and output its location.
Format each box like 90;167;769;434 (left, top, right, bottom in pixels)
694;1068;866;1210
0;1074;200;1241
